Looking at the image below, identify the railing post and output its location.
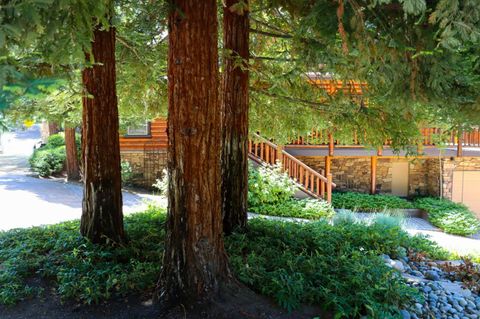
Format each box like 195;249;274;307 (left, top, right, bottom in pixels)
370;156;377;195
320;169;325;197
276;144;283;166
327;173;333;203
457;130;463;157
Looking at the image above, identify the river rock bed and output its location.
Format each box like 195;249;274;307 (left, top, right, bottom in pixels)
381;254;480;319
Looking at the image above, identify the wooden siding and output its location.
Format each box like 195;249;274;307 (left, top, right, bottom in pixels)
119;118;167;151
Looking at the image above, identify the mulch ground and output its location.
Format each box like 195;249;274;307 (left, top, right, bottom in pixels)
0;280;332;319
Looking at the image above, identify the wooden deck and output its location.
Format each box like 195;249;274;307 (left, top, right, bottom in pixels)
285;146;480;158
288;127;480;158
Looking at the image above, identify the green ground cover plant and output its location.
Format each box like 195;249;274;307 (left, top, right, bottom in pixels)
228;215;448;318
332;192;414;212
0;207;452;318
248;164;335;219
414;197;480;236
0;205;164;305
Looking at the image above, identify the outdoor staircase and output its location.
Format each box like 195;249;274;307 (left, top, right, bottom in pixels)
248;133;335;202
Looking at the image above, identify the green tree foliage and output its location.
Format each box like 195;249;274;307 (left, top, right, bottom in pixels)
1;1;169;128
247;0;480;148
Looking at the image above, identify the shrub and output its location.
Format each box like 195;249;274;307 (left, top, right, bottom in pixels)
46;134;65;148
152;169;168;196
248;164;335;219
248;163;297;207
414;197;480;236
120;161;134;186
332;192;414;212
29;146;66;177
29;133;68;177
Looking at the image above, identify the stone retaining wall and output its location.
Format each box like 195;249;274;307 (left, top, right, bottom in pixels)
296;156;442;197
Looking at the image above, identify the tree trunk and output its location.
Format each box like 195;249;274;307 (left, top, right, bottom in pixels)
64;126;80;181
48;122;59;135
80;26;124;245
221;0;249;234
157;0;232;306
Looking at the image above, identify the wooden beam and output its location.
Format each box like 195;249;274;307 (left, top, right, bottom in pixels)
328;133;334;156
370;156;377;195
457;132;463;157
325;155;331;176
326;173;333;203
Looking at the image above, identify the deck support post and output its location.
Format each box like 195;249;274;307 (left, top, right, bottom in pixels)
417;143;424;155
325;155;331;177
370;156;377;195
326;173;333;203
457;130;463;157
328;133;334;156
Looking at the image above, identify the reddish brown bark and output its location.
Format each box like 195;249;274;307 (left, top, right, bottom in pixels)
80;27;124;244
64;126;80;181
221;0;249;234
48;122;59;135
157;0;232;305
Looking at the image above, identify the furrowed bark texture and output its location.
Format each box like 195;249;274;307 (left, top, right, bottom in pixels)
221;0;249;234
65;126;80;181
158;0;231;305
80;27;124;244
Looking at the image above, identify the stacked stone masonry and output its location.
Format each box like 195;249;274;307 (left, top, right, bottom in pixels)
296;156;445;197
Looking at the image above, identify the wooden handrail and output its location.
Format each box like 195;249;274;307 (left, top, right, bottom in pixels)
288;127;480;148
281;150;336;187
251;132;278;149
248;133;335;202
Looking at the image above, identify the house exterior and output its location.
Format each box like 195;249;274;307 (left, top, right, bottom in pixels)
285;128;480;219
118;77;480;218
118;119;480;218
119;119;167;187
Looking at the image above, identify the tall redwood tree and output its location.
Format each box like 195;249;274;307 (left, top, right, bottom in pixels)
80;26;124;244
221;0;250;234
157;0;232;305
64;126;80;181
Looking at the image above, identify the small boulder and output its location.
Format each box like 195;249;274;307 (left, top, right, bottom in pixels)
388;259;406;272
425;270;440;281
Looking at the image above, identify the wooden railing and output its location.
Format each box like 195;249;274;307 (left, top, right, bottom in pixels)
289;127;480;148
248;135;279;165
248;133;335;202
460;128;480;147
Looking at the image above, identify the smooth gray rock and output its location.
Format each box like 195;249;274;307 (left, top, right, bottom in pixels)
423;286;432;293
400;309;411;319
437;281;472;298
425;270;440;281
388;259;406;272
458;298;467;307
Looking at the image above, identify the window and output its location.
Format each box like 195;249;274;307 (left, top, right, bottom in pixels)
126;122;151;137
